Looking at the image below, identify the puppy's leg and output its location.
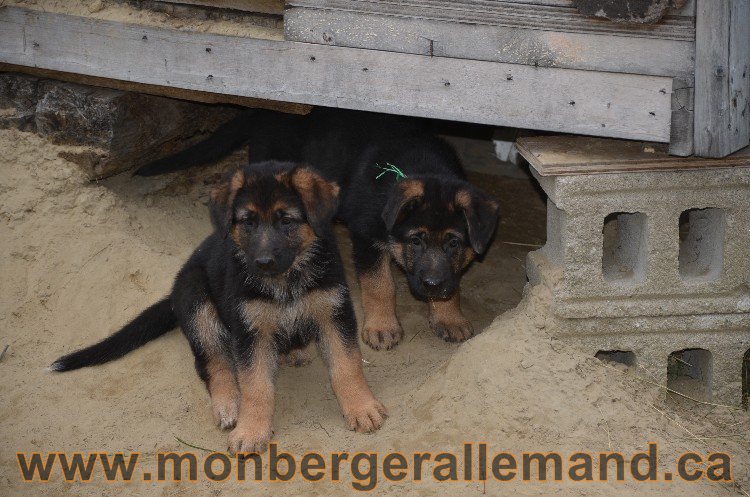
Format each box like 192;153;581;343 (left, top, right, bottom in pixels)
353;236;402;350
428;290;474;343
191;302;239;429
174;268;240;430
318;296;387;433
229;330;277;454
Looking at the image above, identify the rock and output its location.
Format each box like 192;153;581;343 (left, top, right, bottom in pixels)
0;73;40;131
0;72;241;179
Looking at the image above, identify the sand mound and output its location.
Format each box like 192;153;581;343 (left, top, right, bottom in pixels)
1;128;747;496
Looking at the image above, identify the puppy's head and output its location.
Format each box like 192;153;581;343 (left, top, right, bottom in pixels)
382;176;500;300
209;161;339;277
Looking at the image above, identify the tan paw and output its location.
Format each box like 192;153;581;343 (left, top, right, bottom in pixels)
429;317;474;343
279;347;313;367
227;423;273;455
342;398;388;433
211;395;239;430
361;323;403;351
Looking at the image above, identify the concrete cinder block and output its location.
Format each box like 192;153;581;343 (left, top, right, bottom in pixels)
532;167;750;319
528;165;750;405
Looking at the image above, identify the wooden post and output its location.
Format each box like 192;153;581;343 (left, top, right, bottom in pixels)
694;0;750;158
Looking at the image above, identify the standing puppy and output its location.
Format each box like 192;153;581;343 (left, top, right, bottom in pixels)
51;161;386;453
338;134;500;350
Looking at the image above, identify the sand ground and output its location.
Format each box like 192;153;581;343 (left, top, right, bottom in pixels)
1;128;748;496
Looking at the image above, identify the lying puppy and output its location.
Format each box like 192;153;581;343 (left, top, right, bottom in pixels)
51;161;386;453
136;108;500;350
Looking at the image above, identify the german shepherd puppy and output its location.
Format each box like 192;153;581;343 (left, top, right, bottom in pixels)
51;161;387;453
136;108;500;350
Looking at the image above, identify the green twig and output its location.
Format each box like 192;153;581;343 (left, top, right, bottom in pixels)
375;163;407;181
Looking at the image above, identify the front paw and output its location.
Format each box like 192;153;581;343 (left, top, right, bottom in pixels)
342;397;388;433
429;317;474;343
361;321;403;351
228;422;273;455
212;396;239;430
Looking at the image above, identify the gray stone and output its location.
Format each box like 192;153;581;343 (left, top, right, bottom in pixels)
0;72;240;179
0;72;40;131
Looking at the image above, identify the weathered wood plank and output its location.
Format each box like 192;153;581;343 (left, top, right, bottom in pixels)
668;78;695;156
482;0;695;15
285;7;695;80
516;135;750;176
728;0;750;154
694;0;750;157
0;7;673;141
285;0;695;40
0;63;313;114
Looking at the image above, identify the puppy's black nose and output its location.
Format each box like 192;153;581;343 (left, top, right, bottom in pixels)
255;256;275;270
422;277;444;291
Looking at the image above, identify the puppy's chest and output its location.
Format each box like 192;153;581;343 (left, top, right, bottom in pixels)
241;286;343;336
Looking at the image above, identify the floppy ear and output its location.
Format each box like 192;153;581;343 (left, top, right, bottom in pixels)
209;169;245;237
381;179;425;231
455;186;500;254
290;166;340;236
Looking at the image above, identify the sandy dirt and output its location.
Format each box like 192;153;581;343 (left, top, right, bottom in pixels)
1;128;749;496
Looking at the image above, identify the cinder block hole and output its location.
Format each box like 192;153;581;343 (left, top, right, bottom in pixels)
595;350;636;369
667;349;712;403
678;208;724;280
743;349;750;409
602;212;647;282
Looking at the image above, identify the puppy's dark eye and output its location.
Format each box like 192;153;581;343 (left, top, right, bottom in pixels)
410;235;422;246
447;237;461;249
280;217;292;226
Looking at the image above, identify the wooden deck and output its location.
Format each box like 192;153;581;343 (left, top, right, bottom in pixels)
0;6;671;142
517;135;750;176
0;0;748;158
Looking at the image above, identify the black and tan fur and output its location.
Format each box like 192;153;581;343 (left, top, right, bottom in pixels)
135;108;501;350
51;161;386;453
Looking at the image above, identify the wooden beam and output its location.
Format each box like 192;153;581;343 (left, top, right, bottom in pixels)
0;7;673;142
286;0;696;39
694;0;750;157
0;63;313;115
668;78;695;156
285;5;695;81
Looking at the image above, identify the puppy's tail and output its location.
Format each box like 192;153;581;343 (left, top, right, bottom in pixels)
134;110;256;176
49;298;176;372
